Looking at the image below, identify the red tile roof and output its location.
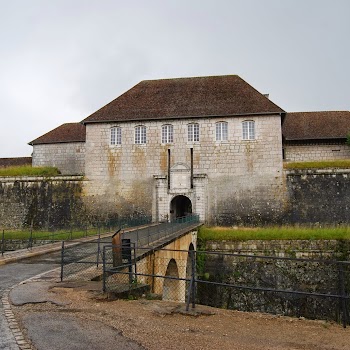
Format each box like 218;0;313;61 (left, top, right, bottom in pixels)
29;123;86;145
283;111;350;140
82;75;284;124
0;157;32;167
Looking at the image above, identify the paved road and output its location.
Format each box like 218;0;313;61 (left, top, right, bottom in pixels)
0;252;60;350
1;251;145;350
0;222;199;349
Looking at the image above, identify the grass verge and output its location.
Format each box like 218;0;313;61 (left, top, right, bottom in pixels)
198;225;350;241
284;159;350;170
2;228;100;240
0;165;60;177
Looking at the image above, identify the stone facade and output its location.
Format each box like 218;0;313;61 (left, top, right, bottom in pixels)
32;142;85;175
84;115;286;224
0;176;85;229
286;168;350;224
284;143;350;162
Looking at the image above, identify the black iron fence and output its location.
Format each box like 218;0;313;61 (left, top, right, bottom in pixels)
102;246;350;327
58;217;350;327
60;215;201;281
195;250;350;327
122;214;200;247
60;236;350;327
102;245;195;305
0;216;151;256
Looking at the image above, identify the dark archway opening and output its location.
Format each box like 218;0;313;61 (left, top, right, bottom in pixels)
170;195;192;221
163;258;180;301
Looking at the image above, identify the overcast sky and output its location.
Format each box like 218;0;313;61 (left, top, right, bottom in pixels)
1;0;349;157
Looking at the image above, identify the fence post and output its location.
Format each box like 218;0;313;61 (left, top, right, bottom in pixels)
60;241;65;282
191;249;196;309
338;262;348;328
133;243;137;285
102;246;106;293
28;224;33;250
1;229;4;256
186;249;197;311
96;233;101;268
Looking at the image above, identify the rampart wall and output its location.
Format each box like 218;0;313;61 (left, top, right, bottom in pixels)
0;176;85;229
285;169;350;224
0;168;349;228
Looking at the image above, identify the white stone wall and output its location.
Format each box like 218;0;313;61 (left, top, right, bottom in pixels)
32;142;85;175
284;144;350;162
84;116;285;224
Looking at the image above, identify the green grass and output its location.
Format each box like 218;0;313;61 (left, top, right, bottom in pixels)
2;227;100;240
284;159;350;170
198;225;350;241
0;165;60;177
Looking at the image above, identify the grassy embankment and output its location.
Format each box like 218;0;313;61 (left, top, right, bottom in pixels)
199;226;350;241
0;165;60;177
284;159;350;169
1;227;100;240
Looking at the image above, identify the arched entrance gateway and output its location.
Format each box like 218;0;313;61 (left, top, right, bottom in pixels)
170;195;192;221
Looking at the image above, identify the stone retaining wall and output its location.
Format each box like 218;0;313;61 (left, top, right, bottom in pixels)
0;176;85;229
198;239;350;322
285;169;350;224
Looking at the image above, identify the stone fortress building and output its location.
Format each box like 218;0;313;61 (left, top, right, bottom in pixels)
29;123;86;175
29;75;350;225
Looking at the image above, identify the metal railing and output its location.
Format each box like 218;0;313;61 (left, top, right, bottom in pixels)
0;216;151;256
60;214;201;281
101;246;350;328
123;214;200;247
60;237;350;327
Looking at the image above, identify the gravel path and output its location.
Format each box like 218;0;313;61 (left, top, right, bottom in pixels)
11;281;350;350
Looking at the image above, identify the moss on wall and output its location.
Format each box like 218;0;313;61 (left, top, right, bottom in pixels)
0;177;86;229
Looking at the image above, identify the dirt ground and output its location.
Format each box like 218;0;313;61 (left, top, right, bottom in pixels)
12;282;350;350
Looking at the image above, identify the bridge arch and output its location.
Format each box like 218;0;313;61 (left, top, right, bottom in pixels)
163;258;181;301
136;229;197;303
170;195;192;221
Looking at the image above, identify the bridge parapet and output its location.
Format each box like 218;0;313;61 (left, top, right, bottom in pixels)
103;227;198;303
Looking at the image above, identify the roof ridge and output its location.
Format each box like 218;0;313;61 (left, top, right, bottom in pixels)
288;110;350;114
140;74;240;83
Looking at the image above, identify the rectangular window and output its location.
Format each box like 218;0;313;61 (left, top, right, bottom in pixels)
135;125;146;144
110;127;121;145
162;124;173;144
110;128;116;145
188;123;199;142
216;122;228;141
242;121;255;140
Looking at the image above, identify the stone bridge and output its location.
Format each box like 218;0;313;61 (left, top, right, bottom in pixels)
104;221;200;303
